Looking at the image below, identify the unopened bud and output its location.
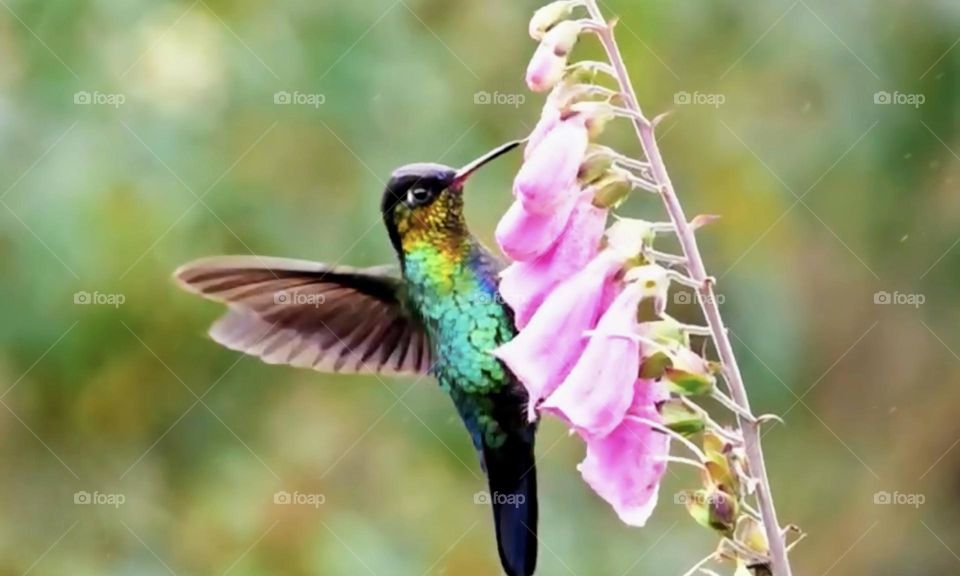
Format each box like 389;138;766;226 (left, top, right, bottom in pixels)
529;1;578;41
605;217;655;259
525;20;583;92
590;168;632;208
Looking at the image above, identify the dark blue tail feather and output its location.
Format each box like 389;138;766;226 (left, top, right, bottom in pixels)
483;434;538;576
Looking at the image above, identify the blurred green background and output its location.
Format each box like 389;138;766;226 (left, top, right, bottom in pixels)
1;0;958;574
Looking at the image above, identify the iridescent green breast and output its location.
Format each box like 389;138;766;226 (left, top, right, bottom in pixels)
402;239;518;448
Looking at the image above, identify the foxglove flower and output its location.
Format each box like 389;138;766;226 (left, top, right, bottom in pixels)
524;105;562;159
578;378;670;527
540;279;651;436
514;114;588;213
495;185;581;262
499;196;607;326
525;20;581;92
494;250;624;421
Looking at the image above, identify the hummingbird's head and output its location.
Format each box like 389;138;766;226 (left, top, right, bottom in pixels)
381;140;522;257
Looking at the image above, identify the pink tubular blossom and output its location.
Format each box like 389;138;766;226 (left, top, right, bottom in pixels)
524;106;562;159
493;250;624;421
525;20;581;92
525;42;567;92
495;186;580;262
514;115;588;214
578;379;670;527
540;280;649;436
499;197;607;327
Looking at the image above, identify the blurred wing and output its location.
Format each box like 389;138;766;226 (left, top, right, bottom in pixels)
174;256;432;375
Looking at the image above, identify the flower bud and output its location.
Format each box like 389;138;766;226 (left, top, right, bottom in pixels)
529;0;578;41
526;45;567;93
525;20;582;92
590;169;633;208
605;218;655;260
659;398;705;436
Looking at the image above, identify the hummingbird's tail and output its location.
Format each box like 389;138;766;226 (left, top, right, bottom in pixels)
483;432;538;576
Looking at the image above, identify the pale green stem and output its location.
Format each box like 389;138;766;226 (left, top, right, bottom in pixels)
581;3;794;575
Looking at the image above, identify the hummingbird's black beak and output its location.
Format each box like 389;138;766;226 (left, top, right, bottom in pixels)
453;139;525;185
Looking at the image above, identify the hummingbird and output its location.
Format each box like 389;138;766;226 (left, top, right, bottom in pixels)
174;140;538;576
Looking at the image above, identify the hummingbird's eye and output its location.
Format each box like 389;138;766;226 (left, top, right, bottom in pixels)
406;187;432;206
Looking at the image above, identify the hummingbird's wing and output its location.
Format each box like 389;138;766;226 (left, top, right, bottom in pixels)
174;256;432;375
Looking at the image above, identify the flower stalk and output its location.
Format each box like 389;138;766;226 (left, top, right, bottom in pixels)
579;2;794;574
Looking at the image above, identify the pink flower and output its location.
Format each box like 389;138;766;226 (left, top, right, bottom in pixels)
525;43;567;93
524;106;561;159
578;379;670;527
525;20;581;92
540;280;649;436
499;197;607;327
494;250;624;421
514;115;588;214
495;186;580;262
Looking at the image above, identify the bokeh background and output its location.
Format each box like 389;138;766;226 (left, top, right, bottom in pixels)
0;0;958;574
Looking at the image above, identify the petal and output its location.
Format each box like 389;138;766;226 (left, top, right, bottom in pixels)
578;379;670;527
494;250;624;421
514;117;589;214
495;190;579;262
499;197;607;326
540;281;648;436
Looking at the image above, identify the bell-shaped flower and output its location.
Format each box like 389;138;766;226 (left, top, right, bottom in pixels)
524;106;562;160
578;378;670;527
514;114;589;214
540;278;650;436
494;250;624;421
495;184;580;262
525;20;581;92
499;195;607;327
